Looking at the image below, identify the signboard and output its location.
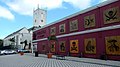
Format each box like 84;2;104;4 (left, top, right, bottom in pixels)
105;36;120;55
84;14;95;28
84;38;96;54
50;27;56;35
59;23;65;34
70;40;79;53
103;7;120;24
70;19;78;32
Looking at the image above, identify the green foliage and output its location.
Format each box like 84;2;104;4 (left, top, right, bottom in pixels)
0;39;3;49
48;35;57;40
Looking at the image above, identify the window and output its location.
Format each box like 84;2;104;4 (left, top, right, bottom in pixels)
41;20;43;22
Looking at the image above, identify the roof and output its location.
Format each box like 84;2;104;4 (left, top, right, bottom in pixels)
28;26;41;32
4;27;27;39
33;0;118;32
28;27;34;31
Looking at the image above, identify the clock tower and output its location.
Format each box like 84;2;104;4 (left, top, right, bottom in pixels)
33;6;46;27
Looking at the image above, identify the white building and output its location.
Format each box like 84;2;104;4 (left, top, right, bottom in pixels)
33;7;47;27
3;27;32;50
3;8;46;52
32;7;47;52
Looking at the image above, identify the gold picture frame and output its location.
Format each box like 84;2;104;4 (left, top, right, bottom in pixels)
59;41;66;52
84;14;95;28
84;38;96;54
50;27;56;35
105;36;120;55
70;19;78;32
50;41;56;52
103;7;120;24
70;40;79;53
59;23;65;34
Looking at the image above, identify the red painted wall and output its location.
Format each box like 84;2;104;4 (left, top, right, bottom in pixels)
34;0;120;60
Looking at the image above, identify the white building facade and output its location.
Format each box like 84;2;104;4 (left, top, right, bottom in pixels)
33;7;46;27
3;7;46;53
3;27;32;50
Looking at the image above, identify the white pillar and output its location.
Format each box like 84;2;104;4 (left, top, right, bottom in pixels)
30;33;34;53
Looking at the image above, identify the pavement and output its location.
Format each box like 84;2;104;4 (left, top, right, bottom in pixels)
0;53;120;67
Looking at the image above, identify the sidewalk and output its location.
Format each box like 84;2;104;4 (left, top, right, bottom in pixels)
65;56;120;67
0;53;119;67
37;54;120;67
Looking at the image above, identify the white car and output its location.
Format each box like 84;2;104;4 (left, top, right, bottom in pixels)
0;50;17;55
0;50;7;55
18;49;30;53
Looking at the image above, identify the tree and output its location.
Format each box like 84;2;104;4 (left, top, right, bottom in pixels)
0;39;3;50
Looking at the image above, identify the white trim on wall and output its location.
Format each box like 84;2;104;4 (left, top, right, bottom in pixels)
32;24;120;42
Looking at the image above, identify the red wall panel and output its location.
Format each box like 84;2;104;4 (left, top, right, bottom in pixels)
37;40;49;54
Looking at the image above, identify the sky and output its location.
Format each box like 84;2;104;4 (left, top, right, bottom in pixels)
0;0;107;39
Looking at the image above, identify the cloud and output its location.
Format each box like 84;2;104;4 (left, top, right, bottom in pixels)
3;0;103;16
0;5;14;20
4;0;63;16
64;0;91;10
99;0;108;3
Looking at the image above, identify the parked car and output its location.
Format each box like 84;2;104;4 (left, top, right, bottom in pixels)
18;49;30;53
0;50;7;55
0;50;2;55
0;50;17;55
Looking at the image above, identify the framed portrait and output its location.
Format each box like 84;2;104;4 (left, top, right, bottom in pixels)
105;36;120;55
84;14;95;28
70;19;78;32
50;41;56;52
103;7;120;24
50;27;56;35
59;41;66;52
70;40;79;53
84;38;96;54
59;23;65;34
